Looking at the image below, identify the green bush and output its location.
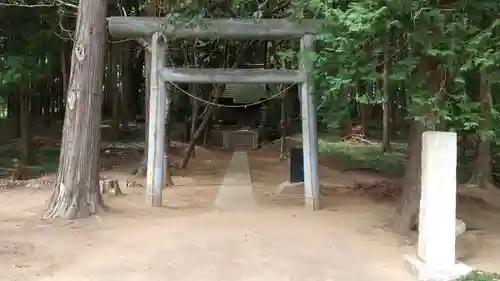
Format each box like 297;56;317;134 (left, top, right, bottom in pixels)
317;138;407;175
461;271;500;281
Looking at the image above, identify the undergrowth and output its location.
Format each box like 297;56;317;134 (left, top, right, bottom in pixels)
317;137;473;182
318;138;407;175
461;271;500;281
0;145;59;178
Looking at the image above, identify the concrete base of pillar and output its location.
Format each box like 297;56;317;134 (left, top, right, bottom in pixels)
275;181;321;210
404;255;473;281
274;181;304;198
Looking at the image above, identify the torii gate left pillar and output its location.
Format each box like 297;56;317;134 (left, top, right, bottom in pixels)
145;32;166;206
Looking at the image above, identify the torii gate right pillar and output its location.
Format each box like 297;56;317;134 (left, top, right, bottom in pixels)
299;34;320;210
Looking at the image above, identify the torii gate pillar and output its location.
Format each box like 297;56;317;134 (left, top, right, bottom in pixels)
299;34;320;210
145;32;166;206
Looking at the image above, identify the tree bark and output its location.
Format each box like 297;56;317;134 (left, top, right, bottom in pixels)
393;119;424;233
43;79;53;127
279;93;287;161
61;49;69;97
468;74;495;190
393;62;445;233
189;94;199;150
120;43;132;131
108;42;120;140
44;0;108;220
359;82;370;130
188;49;200;157
382;30;392;152
9;92;20;138
202;119;210;147
19;88;32;166
7;93;13;118
164;84;174;186
135;49;150;177
181;86;223;168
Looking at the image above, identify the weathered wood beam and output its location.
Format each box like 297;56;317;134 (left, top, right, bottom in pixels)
107;17;322;40
158;68;305;84
146;32;166;207
299;34;320;211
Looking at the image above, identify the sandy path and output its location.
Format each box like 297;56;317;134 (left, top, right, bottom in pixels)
214;151;257;211
29;210;413;281
2;150;500;281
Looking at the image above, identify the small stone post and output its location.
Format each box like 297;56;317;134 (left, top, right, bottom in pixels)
404;131;472;281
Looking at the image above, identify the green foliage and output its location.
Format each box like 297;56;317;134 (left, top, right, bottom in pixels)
0;145;59;177
309;0;500;134
304;0;500;185
461;271;500;281
0;6;62;90
318;137;407;175
4;0;500;187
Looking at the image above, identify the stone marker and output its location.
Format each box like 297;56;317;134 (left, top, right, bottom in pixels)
404;131;472;281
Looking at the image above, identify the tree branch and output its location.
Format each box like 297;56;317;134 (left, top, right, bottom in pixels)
0;0;78;9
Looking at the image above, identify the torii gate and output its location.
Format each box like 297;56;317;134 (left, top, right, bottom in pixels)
107;17;322;210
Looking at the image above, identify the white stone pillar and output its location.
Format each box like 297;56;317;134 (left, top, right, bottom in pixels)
404;131;472;281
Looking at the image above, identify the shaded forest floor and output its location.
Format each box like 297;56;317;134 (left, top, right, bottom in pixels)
1;138;500;280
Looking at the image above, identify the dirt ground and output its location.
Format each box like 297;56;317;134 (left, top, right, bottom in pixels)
1;147;500;281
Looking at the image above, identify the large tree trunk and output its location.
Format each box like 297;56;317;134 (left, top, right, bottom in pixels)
44;0;108;220
468;74;495;190
393;119;424;233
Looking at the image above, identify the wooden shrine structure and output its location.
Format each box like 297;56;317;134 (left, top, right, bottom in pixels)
107;16;322;210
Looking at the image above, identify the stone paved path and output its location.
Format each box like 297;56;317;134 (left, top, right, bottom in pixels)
214;151;257;211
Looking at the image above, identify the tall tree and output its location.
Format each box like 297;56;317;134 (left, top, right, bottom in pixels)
44;0;108;219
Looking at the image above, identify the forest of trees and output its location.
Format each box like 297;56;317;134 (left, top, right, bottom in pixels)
1;0;500;233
